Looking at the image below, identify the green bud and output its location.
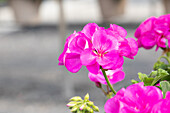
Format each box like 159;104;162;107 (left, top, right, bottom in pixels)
92;105;99;112
86;106;93;113
77;110;83;113
70;96;83;101
79;104;85;110
84;93;89;101
67;101;77;107
71;106;78;112
87;101;94;106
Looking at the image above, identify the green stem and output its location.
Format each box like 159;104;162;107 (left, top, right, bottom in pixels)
101;68;117;95
158;56;170;64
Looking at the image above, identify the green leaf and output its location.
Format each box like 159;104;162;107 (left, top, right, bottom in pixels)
151;69;169;86
153;61;167;70
149;71;157;77
160;81;170;98
143;77;154;86
138;72;148;81
131;79;139;84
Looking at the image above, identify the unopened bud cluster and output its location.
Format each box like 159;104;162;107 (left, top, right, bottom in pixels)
67;93;99;113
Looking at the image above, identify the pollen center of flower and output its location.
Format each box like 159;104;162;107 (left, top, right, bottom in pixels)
93;49;107;58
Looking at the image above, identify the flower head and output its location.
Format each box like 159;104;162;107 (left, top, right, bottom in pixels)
135;14;170;50
58;23;138;74
104;82;163;113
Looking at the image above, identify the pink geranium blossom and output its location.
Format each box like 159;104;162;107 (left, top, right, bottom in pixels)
135;14;170;50
58;23;138;74
88;67;125;85
104;82;163;113
80;29;120;74
151;91;170;113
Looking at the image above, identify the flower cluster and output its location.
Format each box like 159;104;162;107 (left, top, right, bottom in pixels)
104;82;170;113
58;15;170;113
135;14;170;51
58;23;138;85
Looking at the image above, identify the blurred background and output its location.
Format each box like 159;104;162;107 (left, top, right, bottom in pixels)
0;0;169;112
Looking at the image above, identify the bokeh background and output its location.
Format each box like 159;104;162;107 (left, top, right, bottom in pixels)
0;0;169;112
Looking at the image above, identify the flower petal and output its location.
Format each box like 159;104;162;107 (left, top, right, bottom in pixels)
98;50;119;65
109;24;127;38
126;38;138;59
69;32;92;54
65;53;82;73
82;23;99;40
92;30;119;52
86;63;100;74
80;49;96;66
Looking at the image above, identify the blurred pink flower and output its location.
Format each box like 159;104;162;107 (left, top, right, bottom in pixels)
88;67;125;85
151;91;170;113
135;14;170;50
104;82;163;113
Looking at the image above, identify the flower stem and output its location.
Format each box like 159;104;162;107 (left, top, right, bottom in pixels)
101;68;117;95
158;56;170;64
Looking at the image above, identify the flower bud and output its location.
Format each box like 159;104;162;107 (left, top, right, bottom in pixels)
71;106;78;112
86;106;93;113
69;96;82;101
84;93;89;101
95;82;101;88
87;101;94;106
66;101;77;107
79;104;85;110
92;105;99;112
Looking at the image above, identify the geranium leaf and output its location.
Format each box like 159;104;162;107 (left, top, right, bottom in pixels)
160;81;170;98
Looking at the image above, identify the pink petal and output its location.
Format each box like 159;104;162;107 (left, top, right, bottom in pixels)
65;53;82;73
141;34;157;49
118;40;131;57
88;71;100;83
96;69;125;85
82;23;99;40
69;32;92;54
80;49;96;66
135;17;156;38
103;56;124;70
104;96;120;113
109;24;127;38
96;50;119;67
58;43;68;65
126;38;138;59
157;37;166;48
86;63;100;74
92;30;119;52
109;71;125;84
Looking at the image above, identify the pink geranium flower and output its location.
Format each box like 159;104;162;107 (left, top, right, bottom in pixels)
88;67;125;85
135;14;170;50
104;82;163;113
58;23;138;74
80;29;120;74
151;91;170;113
